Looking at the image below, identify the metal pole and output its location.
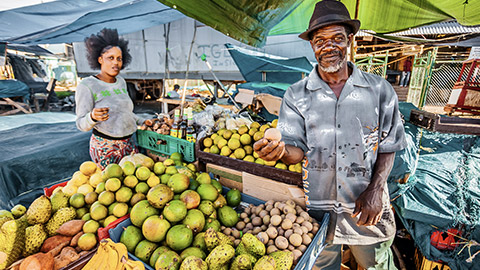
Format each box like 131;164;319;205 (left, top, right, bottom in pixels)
180;21;198;115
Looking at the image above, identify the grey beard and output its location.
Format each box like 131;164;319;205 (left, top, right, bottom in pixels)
318;57;346;73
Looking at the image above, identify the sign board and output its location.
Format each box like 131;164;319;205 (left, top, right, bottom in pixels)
0;43;6;66
468;47;480;60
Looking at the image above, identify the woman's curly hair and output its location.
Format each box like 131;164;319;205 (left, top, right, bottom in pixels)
85;28;132;70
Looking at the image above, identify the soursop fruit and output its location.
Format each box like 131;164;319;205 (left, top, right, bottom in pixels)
23;224;47;257
50;190;69;213
0;216;13;228
0;218;26;270
45;207;76;236
26;195;52;225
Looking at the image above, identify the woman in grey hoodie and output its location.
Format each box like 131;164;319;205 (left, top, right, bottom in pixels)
75;28;145;170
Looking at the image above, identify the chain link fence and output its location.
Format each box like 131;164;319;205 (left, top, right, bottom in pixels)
424;60;465;107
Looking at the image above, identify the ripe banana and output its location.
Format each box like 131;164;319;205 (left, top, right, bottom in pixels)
82;242;107;270
109;241;128;270
122;257;145;270
104;241;119;270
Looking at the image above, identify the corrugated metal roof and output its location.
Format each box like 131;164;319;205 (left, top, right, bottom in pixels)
357;21;480;37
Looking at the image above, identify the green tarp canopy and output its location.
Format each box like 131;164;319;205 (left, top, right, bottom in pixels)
158;0;480;47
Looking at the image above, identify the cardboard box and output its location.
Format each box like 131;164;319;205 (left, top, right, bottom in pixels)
414;248;451;270
242;172;305;208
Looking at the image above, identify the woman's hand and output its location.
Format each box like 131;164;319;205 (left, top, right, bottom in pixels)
91;107;109;122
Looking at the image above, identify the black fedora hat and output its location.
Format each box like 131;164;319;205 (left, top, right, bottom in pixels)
299;0;360;40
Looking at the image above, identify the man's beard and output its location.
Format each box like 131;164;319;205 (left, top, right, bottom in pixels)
318;51;346;73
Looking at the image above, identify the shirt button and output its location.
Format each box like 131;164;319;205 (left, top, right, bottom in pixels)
336;203;342;207
338;185;341;189
337;124;341;128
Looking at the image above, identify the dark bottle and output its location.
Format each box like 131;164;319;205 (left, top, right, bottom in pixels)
179;110;188;139
170;109;180;138
186;108;196;143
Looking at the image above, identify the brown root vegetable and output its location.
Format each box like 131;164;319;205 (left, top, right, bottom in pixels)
223;228;232;236
285;199;296;208
252;217;262;226
41;235;72;253
267;245;278;254
302;234;312;245
292;249;303;264
289;233;303;247
312;225;319;234
70;231;83;247
301;221;313;231
286;213;297;223
56;220;85;237
252;227;262;234
234;239;241;247
236;221;246;230
78;251;90;257
232;229;241;239
270;208;281;216
59;247;80;263
298;245;307;253
260;225;267;231
296;216;305;224
293;228;304;236
281;219;293;230
275;236;289;250
308;233;314;238
240;213;248;219
19;253;54;270
283;205;296;215
288;245;295;251
270;215;282;226
265;204;273;211
265;200;275;205
301;226;309;235
259;210;269;218
284;229;293;239
267;240;274;246
257;232;269;245
300;212;310;220
243;217;251;223
266;227;278;239
47;242;70;257
262;215;271;226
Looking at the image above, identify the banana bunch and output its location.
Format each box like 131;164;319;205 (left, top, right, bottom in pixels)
82;239;144;270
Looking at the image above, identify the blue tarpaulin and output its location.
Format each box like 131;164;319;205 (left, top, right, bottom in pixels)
0;0;185;45
0;80;31;100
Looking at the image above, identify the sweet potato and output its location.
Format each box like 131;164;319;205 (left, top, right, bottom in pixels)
47;241;69;257
56;220;85;236
70;231;83;247
53;247;80;270
41;235;72;253
19;253;54;270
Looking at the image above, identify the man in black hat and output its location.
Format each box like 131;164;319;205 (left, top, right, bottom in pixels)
254;0;406;269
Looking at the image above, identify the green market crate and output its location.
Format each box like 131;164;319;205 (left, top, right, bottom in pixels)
109;188;329;270
136;129;195;162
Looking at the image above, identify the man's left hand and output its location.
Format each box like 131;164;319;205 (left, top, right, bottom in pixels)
351;187;384;226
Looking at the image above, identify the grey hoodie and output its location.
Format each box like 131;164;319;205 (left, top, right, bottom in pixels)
75;76;144;138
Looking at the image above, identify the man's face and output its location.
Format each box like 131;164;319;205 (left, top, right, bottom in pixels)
310;25;352;73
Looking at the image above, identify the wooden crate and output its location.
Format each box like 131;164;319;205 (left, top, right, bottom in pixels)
206;163;243;192
242;172;305;207
414;248;451;270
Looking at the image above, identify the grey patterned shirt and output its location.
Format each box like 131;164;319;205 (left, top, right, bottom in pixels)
75;76;144;138
278;62;406;245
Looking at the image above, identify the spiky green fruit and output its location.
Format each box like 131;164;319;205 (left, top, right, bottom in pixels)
23;224;47;257
0;218;27;269
270;250;294;270
253;255;276;270
26;195;52;225
205;244;235;269
50;191;69;213
241;233;266;258
45;207;76;236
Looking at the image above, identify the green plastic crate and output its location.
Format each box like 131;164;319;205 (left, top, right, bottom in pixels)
136;129;195;162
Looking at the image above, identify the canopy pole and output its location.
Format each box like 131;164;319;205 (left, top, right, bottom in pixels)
180;21;198;115
161;23;171;114
350;0;360;62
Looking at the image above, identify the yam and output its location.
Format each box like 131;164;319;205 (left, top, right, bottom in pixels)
41;235;72;253
56;220;85;236
19;253;54;270
47;241;70;257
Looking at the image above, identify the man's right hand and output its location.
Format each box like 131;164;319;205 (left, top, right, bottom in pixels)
91;107;109;122
253;138;285;161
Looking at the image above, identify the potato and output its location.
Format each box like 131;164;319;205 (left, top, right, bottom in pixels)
20;253;54;270
41;235;72;253
256;232;269;245
262;215;271;226
234;239;241;247
289;233;303;247
293;228;304;236
266;227;278;239
240;213;248;219
265;204;273;211
252;227;262;234
270;215;282;226
232;229;241;239
298;245;307;253
265;200;275;205
292;249;303;264
223;228;232;236
283;205;296;215
275;236;289;250
270;208;281;216
301;221;313;231
259;210;269;218
267;245;278;254
284;229;293;238
260;225;267;231
236;221;246;230
296;216;305;224
281;219;293;230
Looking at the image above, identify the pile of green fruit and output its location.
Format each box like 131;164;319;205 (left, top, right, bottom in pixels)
201;119;302;173
118;164;244;269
